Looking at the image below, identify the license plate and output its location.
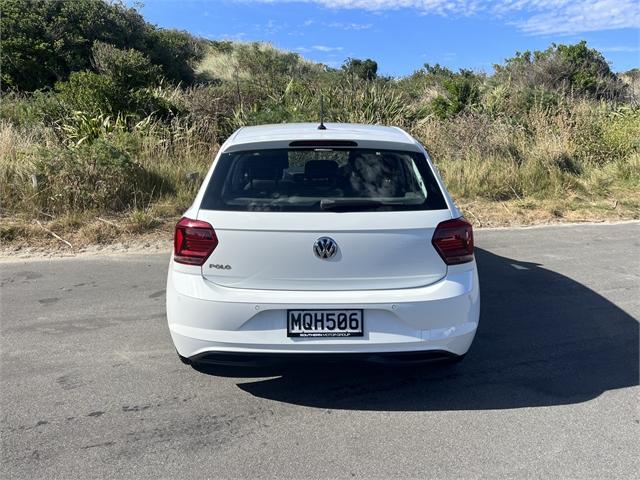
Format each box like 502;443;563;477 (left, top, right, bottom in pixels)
287;309;364;337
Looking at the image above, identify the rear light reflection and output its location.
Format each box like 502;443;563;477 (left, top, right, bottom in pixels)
432;217;474;265
174;217;218;265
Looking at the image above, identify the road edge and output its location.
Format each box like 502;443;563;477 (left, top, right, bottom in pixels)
1;219;638;263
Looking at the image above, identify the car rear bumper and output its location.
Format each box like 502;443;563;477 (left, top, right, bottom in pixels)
167;262;480;359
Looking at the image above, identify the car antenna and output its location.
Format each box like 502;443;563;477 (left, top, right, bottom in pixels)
318;94;327;130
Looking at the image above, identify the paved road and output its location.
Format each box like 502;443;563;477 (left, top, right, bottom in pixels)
1;223;639;479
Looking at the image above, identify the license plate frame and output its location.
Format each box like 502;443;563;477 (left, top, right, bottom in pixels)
287;309;364;337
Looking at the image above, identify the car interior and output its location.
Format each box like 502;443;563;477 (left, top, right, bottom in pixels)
225;149;422;200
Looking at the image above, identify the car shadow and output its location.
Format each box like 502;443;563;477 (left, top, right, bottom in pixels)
193;248;639;411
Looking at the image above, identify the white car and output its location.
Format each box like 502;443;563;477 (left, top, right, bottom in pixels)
167;123;479;366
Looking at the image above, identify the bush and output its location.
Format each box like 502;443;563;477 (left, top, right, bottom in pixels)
233;43;313;96
494;41;628;101
54;71;180;119
397;64;455;100
55;111;129;147
342;58;378;81
0;92;67;128
1;0;150;91
571;104;640;165
430;71;481;119
31;140;142;213
92;41;161;88
55;71;125;115
146;29;204;84
0;0;59;90
0;0;202;92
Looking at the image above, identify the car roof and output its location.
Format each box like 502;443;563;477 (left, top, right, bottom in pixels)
223;123;421;152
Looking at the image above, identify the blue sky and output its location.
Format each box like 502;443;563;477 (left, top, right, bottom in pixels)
135;0;640;76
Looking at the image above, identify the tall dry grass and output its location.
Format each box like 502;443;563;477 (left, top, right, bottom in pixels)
1;85;638;245
413;101;640;205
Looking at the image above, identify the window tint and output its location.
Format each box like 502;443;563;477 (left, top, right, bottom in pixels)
200;148;447;212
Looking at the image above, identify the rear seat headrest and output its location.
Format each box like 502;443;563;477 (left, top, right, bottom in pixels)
246;154;288;180
305;160;339;180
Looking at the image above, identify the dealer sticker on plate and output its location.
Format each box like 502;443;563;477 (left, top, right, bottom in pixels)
287;309;364;337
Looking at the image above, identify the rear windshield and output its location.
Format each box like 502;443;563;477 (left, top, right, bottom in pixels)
200;148;447;212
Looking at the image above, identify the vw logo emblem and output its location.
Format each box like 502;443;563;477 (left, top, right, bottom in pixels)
313;237;338;260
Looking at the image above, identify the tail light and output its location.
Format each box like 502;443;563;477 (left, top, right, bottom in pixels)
174;217;218;265
432;217;474;265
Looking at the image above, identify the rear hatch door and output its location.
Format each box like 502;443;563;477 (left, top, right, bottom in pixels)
198;210;452;291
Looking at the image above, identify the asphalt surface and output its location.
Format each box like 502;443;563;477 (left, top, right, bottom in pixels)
1;223;639;479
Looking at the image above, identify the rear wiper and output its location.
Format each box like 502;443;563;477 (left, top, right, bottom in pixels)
320;198;394;211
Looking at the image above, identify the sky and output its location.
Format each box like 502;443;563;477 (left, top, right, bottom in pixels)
133;0;640;76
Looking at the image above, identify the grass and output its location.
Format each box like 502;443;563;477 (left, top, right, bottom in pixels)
1;67;639;252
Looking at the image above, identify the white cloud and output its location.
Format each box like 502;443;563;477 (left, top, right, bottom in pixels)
300;19;373;30
325;21;373;29
312;44;344;51
594;45;640;52
313;0;475;15
507;0;640;35
260;19;283;34
296;45;344;52
241;0;640;34
275;0;479;16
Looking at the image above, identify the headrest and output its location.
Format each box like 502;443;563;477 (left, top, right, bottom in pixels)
305;160;339;180
246;154;288;180
348;153;399;177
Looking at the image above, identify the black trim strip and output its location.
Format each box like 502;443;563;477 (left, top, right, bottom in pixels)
189;350;462;367
288;140;358;147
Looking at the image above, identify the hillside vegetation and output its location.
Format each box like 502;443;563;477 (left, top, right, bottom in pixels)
1;0;639;248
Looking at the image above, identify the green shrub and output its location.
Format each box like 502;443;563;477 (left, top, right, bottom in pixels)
0;92;67;128
1;0;149;91
56;111;129;147
30;140;141;213
430;71;481;119
485;86;562;118
54;71;180;119
92;41;161;88
55;71;124;115
146;29;204;84
342;58;378;81
571;105;640;165
129;86;182;119
0;0;202;92
494;41;628;101
232;43;314;97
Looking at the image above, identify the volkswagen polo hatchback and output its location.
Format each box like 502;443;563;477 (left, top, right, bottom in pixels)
167;123;479;365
